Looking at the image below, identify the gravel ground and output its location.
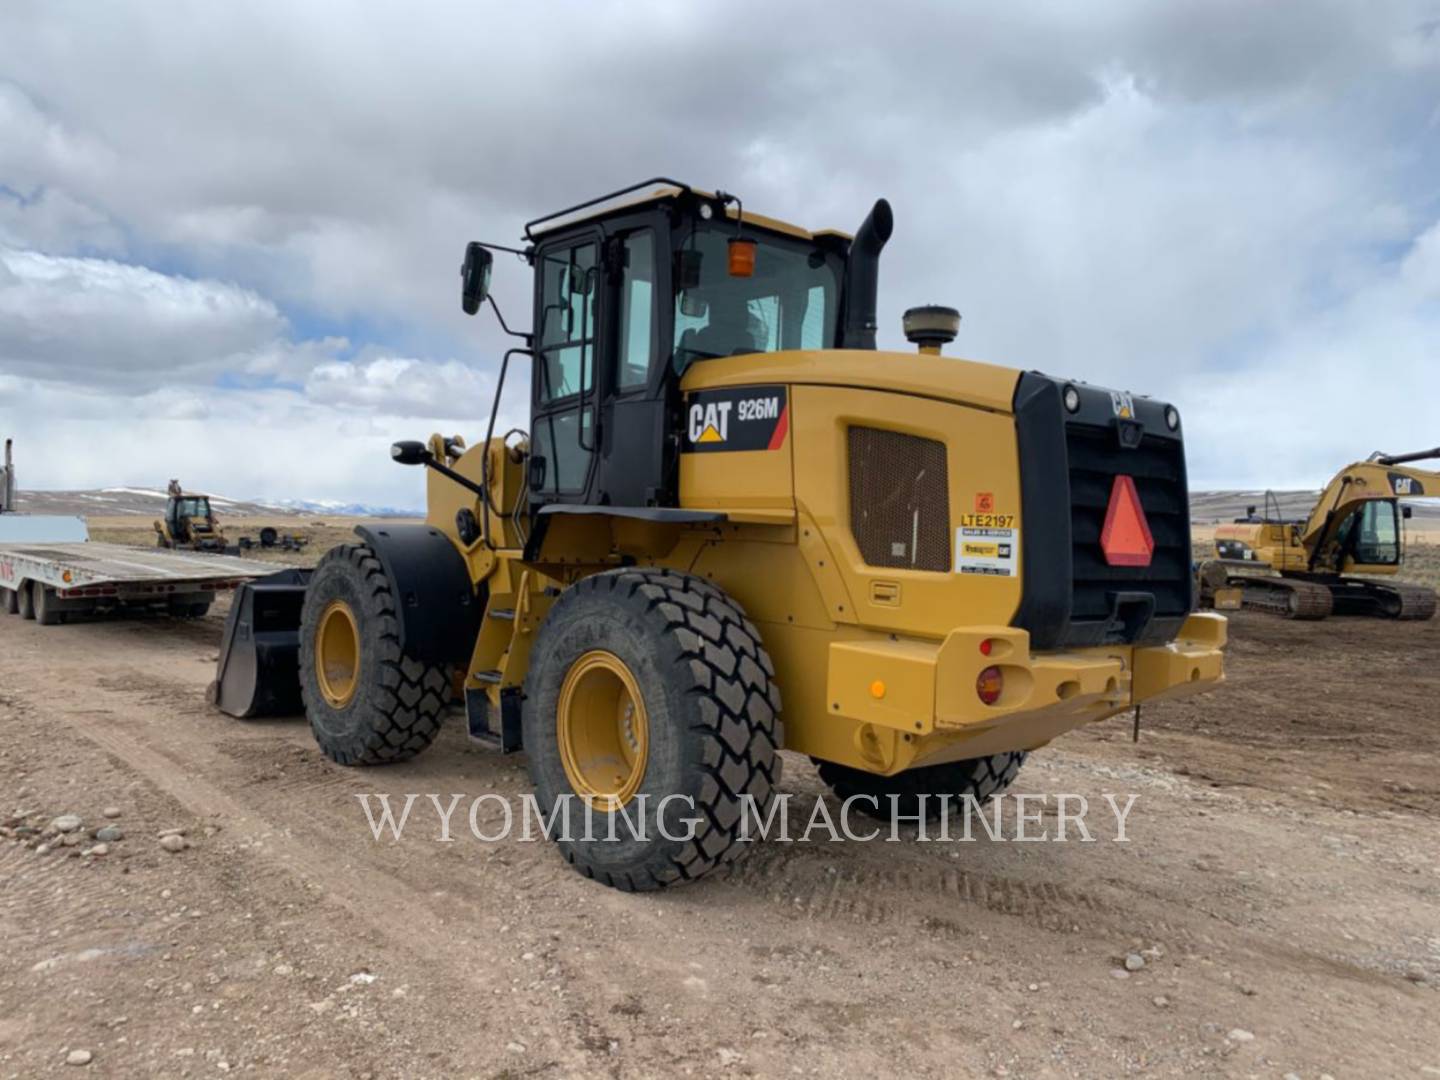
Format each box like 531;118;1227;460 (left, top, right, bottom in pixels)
1;604;1437;1078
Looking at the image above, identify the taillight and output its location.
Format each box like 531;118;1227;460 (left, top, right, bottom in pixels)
976;666;1003;705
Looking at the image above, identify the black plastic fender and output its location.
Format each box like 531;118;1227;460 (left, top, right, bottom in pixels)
354;524;482;665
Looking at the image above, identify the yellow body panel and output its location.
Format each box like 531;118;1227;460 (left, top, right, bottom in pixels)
430;352;1226;778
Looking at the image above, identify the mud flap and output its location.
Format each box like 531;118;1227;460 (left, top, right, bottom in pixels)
210;568;313;718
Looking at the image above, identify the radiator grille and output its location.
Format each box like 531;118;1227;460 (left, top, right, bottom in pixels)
1065;424;1191;641
848;427;951;572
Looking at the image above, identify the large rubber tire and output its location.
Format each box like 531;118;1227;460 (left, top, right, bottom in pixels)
815;752;1028;822
16;581;36;621
32;584;65;626
298;544;450;766
0;586;17;615
523;568;783;891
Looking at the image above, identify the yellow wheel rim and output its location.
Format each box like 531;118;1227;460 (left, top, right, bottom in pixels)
315;599;361;709
557;650;649;809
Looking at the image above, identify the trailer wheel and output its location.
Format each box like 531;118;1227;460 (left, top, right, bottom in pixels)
0;586;16;615
523;568;782;891
298;543;450;766
815;752;1028;822
32;584;65;626
16;581;36;620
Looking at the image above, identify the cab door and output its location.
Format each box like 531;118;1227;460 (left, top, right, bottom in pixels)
530;236;601;501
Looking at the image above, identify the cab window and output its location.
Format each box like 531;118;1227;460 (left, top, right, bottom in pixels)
1342;500;1400;565
617;231;655;391
672;226;838;374
537;242;597;402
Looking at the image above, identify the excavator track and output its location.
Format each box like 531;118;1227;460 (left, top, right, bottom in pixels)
1329;578;1439;621
1198;563;1334;620
1238;576;1334;620
1389;582;1439;621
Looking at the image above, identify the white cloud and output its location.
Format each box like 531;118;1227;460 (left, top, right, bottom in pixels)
305;356;490;419
0;247;291;386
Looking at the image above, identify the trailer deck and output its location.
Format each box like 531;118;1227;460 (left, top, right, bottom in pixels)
1;532;270;623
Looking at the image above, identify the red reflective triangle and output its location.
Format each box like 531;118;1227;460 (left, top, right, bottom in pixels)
1100;474;1155;567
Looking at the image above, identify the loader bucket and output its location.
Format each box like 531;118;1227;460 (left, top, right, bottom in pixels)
210;568;313;718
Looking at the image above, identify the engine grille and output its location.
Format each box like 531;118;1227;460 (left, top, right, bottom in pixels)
848;427;951;572
1065;423;1191;642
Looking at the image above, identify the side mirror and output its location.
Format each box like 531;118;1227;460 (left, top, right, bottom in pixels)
1402;505;1413;520
460;242;493;316
390;441;430;466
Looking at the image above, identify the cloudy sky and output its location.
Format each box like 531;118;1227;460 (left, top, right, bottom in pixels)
1;1;1437;508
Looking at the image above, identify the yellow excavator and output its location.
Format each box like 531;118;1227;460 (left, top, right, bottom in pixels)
213;178;1226;891
1198;448;1439;620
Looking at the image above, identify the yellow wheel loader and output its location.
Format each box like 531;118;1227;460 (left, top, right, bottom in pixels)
1198;449;1439;620
214;179;1226;890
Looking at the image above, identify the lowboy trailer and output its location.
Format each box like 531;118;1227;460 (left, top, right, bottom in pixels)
0;519;267;625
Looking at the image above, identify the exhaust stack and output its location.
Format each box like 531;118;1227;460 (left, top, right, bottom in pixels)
838;199;893;350
1;438;14;513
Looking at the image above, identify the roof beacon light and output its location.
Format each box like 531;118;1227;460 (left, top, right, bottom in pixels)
728;237;756;277
716;189;756;278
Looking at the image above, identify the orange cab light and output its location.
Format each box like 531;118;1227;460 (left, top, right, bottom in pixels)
869;680;886;699
1099;474;1155;568
976;665;1004;706
979;638;993;656
728;237;757;277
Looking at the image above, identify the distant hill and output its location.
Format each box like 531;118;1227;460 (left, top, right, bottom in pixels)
11;487;419;518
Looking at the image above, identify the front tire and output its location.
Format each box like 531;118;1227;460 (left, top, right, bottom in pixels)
523;568;782;891
0;586;17;615
815;752;1028;822
298;544;450;766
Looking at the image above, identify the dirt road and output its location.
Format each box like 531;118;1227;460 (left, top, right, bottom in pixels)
2;607;1437;1078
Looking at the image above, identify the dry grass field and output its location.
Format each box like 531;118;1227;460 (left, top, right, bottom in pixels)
82;514;423;569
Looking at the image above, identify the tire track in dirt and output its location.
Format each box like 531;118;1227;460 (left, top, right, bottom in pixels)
6;662;496;989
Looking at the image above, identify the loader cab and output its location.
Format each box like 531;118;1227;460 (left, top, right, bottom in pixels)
167;495;214;540
517;183;847;511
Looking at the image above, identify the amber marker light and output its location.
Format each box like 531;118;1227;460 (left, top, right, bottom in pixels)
976;666;1004;705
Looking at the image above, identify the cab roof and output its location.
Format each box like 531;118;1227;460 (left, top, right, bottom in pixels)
525;178;852;245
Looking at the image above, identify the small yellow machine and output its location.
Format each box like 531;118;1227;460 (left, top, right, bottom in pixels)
1199;449;1439;620
221;179;1225;890
154;482;230;552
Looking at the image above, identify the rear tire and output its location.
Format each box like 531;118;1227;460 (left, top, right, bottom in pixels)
523;568;782;891
815;752;1028;822
16;581;36;621
33;585;65;626
298;543;450;766
0;586;16;615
